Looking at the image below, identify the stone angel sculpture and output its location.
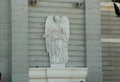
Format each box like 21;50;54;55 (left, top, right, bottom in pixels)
43;15;69;67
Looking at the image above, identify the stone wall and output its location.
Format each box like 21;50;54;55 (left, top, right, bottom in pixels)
28;0;86;68
101;6;120;82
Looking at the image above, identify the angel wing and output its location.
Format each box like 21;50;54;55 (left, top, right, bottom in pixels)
45;15;54;53
60;16;70;41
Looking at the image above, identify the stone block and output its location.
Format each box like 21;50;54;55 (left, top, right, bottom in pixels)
29;68;88;82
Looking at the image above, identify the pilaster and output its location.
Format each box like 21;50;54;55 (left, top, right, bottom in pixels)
11;0;29;82
85;0;103;82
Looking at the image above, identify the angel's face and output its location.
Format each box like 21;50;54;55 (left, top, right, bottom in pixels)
53;16;60;23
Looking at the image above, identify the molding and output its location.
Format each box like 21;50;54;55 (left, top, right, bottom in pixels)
101;38;120;43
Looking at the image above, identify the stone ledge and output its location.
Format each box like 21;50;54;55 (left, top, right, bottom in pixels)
29;68;88;82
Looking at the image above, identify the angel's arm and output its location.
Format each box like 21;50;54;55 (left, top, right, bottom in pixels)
43;27;55;38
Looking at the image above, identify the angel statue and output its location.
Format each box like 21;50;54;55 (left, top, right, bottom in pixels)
43;15;69;67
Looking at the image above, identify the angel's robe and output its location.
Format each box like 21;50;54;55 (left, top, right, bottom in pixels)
45;24;68;64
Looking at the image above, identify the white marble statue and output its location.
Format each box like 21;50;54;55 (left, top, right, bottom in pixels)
44;15;69;67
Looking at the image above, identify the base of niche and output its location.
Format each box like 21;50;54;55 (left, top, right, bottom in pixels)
29;68;88;82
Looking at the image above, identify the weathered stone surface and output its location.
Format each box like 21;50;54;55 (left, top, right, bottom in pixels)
29;68;88;82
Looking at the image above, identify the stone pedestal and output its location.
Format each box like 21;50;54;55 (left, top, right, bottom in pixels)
29;68;88;82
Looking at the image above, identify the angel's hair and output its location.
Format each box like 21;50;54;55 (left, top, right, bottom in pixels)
53;15;60;23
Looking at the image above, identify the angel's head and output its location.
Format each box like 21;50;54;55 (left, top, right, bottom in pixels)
53;15;60;23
